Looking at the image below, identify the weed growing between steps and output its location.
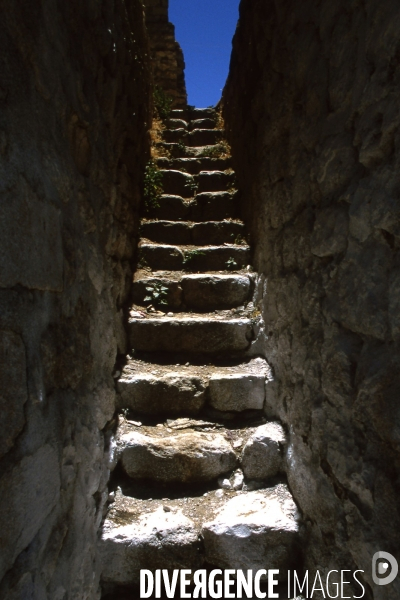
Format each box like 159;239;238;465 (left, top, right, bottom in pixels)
182;249;206;269
226;257;238;270
143;282;169;307
198;140;230;158
143;160;163;210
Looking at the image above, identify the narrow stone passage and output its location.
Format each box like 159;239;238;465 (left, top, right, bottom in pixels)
99;108;303;595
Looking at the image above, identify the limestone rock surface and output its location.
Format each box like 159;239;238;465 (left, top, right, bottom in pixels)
223;0;400;587
0;0;151;596
202;485;300;572
100;506;200;585
181;274;251;309
209;373;265;412
241;423;286;479
117;373;206;416
0;445;60;581
120;429;237;482
0;331;27;458
128;316;255;354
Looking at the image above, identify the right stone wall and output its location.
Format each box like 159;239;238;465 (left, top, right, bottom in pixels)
223;1;400;597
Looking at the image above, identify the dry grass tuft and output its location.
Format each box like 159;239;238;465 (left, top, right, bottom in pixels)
150;116;170;159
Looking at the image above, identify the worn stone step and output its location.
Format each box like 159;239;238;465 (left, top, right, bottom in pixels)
156;142;227;160
117;422;238;483
150;192;238;222
150;194;190;221
197;170;235;192
188;118;216;131
156;156;232;175
100;499;202;586
132;272;253;311
158;169;236;201
162;128;187;143
117;357;271;416
138;243;251;271
241;422;287;480
186;129;224;147
141;220;245;246
189;107;216;120
141;220;192;245
99;484;300;586
170;108;188;120
114;419;286;488
170;107;216;121
160;169;196;197
191;191;239;221
162;126;223;145
165;118;188;130
128;315;256;354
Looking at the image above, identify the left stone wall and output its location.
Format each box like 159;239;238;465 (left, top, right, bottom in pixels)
0;0;151;598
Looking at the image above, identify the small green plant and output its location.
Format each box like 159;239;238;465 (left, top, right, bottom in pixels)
120;408;129;420
143;282;169;307
143;160;163;210
226;257;238;270
233;234;246;246
185;179;198;196
177;140;186;153
183;249;206;269
154;86;173;121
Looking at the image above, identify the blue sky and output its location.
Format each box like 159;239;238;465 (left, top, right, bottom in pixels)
169;0;241;108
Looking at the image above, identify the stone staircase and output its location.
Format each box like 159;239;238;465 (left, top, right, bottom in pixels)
99;108;303;597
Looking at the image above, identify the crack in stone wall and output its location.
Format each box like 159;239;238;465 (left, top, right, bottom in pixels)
0;0;151;597
223;1;400;598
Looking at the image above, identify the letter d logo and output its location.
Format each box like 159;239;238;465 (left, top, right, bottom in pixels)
372;552;398;586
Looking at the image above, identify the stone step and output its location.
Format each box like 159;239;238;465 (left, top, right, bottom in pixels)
117;357;271;416
141;220;245;246
191;192;239;221
162;128;187;143
189;107;217;120
165;118;188;130
188;118;216;131
161;128;223;146
186;129;224;147
159;169;235;198
138;243;251;271
160;169;196;198
99;484;300;586
197;170;235;192
150;192;238;222
150;194;190;221
132;272;253;311
156;156;232;174
170;108;188;119
115;419;286;485
156;142;227;160
128;315;257;354
117;421;238;484
170;107;217;121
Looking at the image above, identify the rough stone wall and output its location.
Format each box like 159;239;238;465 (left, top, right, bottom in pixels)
143;0;187;108
223;1;400;598
0;0;151;598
